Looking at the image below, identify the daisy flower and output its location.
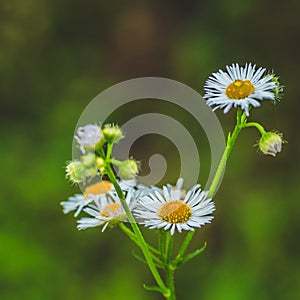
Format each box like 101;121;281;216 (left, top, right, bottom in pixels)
77;189;137;231
61;179;120;217
204;63;278;116
134;184;215;235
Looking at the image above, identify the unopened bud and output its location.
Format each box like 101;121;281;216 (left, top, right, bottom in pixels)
81;153;96;167
259;132;283;157
102;124;123;143
118;159;139;180
96;157;106;173
65;161;86;183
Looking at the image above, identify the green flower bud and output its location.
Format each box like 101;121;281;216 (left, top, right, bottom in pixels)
81;153;96;167
102;124;123;143
65;161;86;183
96;157;106;173
259;132;283;157
118;159;139;180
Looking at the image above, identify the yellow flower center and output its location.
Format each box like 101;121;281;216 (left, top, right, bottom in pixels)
225;80;255;99
84;181;113;198
100;203;121;218
158;200;192;224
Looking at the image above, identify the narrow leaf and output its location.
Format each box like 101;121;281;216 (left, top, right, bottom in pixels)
177;242;207;266
143;284;163;293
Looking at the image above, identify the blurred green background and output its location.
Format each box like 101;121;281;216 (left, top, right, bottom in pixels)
1;0;299;299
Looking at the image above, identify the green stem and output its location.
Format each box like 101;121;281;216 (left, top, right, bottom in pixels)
164;232;176;299
174;110;246;268
165;232;174;263
106;142;113;161
243;122;266;135
174;231;195;264
208;109;244;198
159;231;165;260
105;164;169;296
166;267;176;300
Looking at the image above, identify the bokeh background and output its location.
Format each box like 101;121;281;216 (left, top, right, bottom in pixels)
1;1;299;299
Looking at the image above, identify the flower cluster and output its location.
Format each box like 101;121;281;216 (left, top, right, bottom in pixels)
61;124;215;235
61;176;215;235
61;61;286;299
66;123;139;184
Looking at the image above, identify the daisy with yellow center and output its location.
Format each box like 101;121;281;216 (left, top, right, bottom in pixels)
77;189;137;231
60;179;135;217
204;63;277;116
134;183;215;235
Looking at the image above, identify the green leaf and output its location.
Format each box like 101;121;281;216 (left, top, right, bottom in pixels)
227;131;231;142
131;250;147;265
177;242;207;266
143;284;164;293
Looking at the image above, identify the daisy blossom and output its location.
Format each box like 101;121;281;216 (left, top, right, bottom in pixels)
134;184;215;235
204;63;277;116
77;189;137;231
61;178;138;218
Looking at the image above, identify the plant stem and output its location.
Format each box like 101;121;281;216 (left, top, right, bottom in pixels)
208;109;244;198
174;231;195;264
166;267;176;300
174;110;246;268
165;232;176;300
105;159;168;296
165;232;174;262
243;122;266;135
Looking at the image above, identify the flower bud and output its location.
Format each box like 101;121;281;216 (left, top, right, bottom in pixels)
75;124;102;154
96;157;106;173
102;124;123;143
81;153;96;168
118;159;139;180
259;132;283;157
65;161;86;183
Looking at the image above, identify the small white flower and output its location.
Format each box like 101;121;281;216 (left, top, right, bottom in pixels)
204;63;277;116
61;180;115;217
134;184;215;235
75;124;102;154
77;189;137;231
